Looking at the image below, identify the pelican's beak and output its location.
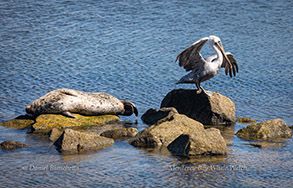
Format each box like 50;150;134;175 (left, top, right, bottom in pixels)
218;43;233;77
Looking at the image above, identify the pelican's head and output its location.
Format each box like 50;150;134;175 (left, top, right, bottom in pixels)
208;35;221;49
208;35;232;69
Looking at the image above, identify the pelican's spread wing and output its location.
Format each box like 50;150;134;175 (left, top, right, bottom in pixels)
208;52;239;77
175;37;209;72
221;52;238;77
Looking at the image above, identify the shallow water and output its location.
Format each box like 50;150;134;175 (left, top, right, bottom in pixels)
0;0;292;187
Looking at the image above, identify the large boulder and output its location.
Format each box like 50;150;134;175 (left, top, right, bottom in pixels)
32;114;119;133
0;115;34;129
141;107;178;125
236;119;292;140
130;114;207;148
167;128;227;156
0;140;30;150
160;89;235;125
54;129;114;154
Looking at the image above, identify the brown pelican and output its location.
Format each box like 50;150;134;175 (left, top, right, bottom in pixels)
175;35;238;94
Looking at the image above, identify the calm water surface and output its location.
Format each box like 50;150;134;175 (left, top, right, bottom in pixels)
0;0;292;187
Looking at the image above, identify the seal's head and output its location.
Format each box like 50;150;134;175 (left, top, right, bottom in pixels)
121;101;138;117
25;105;33;114
25;104;39;117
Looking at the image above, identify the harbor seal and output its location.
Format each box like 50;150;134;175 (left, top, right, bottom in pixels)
25;88;138;118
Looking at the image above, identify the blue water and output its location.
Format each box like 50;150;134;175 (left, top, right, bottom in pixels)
0;0;292;187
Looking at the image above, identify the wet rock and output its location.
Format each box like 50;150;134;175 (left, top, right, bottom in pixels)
167;128;227;156
0;140;30;150
32;114;119;133
247;142;283;148
236;117;256;124
54;129;114;154
236;119;292;140
161;89;235;125
48;128;64;141
130;114;204;148
141;107;178;125
100;128;138;139
0;115;34;129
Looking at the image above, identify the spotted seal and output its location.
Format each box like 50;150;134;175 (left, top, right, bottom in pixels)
25;88;138;118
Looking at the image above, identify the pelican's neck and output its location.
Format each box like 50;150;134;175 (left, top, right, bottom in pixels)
212;45;223;64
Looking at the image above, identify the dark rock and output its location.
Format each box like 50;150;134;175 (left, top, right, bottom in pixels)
141;107;178;125
236;119;292;141
161;89;235;125
167;128;227;156
100;128;138;139
0;140;30;150
236;117;256;124
129;114;204;148
54;129;114;154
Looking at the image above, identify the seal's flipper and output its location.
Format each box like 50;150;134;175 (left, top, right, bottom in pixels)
62;111;76;118
58;88;79;97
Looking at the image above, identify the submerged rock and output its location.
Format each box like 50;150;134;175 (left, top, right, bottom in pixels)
236;117;256;124
141;107;178;125
247;142;283;148
54;129;114;154
0;140;30;150
236;119;292;141
0;115;34;129
167;128;227;156
100;128;138;139
130;114;205;148
161;89;235;125
32;114;119;133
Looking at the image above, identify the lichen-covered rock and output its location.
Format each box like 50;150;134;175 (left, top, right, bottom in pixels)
161;89;235;125
167;128;227;156
32;114;119;132
100;128;138;139
0;115;34;129
236;119;292;140
236;117;256;124
130;114;204;148
0;140;30;150
141;107;178;125
54;129;114;154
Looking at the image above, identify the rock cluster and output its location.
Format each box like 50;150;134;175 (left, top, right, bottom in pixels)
0;113;138;154
1;88;290;156
130;114;227;155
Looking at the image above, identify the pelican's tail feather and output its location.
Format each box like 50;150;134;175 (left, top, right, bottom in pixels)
176;72;196;84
